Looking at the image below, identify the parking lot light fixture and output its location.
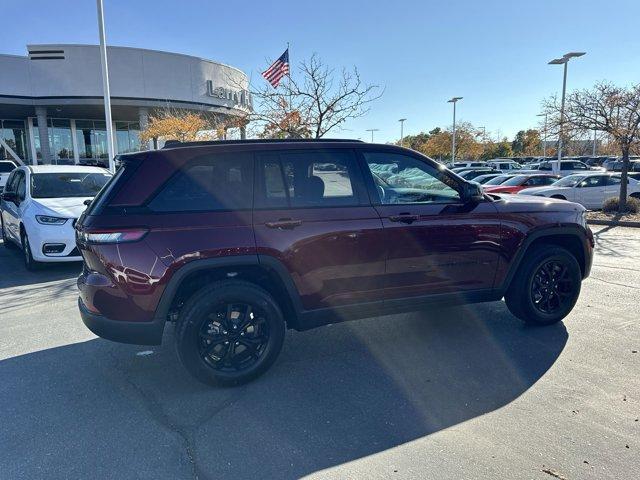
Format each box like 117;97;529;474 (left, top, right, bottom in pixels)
366;128;379;143
548;52;586;174
447;97;463;162
398;119;407;147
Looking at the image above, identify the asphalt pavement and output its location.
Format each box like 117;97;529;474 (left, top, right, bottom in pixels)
0;226;638;480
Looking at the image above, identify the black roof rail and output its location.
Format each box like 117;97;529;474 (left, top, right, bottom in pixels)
161;138;363;149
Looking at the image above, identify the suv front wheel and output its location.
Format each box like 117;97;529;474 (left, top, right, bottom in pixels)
505;245;582;325
175;280;286;386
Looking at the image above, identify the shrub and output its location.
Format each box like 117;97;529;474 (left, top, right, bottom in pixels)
602;196;640;214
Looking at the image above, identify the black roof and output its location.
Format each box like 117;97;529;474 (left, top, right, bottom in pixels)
161;138;363;149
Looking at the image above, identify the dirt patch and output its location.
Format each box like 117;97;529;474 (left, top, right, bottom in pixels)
586;211;640;227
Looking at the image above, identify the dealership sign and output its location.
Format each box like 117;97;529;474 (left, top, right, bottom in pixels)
206;80;252;109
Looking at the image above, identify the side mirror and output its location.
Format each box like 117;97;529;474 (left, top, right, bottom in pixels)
461;182;484;203
1;192;17;204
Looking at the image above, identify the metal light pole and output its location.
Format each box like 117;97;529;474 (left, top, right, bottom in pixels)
548;52;585;174
447;97;463;162
97;0;116;172
592;129;597;156
398;118;407;146
366;128;379;143
536;113;548;158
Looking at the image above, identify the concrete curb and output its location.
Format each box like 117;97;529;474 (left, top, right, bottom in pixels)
587;219;640;228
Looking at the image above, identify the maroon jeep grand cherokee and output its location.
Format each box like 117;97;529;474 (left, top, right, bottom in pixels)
76;140;594;386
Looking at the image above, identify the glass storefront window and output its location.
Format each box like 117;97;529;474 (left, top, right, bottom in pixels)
0;120;29;162
115;121;141;154
50;119;74;161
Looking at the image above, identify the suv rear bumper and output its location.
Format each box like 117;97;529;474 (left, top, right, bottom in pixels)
78;298;165;345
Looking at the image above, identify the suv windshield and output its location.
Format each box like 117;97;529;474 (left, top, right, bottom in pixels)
30;172;111;198
553;175;585;187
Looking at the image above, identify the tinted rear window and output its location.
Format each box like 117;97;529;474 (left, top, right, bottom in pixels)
31;172;112;198
148;153;253;212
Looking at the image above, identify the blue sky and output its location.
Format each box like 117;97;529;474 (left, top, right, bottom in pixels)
3;0;639;142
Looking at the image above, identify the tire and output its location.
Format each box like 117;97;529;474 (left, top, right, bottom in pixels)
550;195;566;200
175;280;286;386
505;245;582;326
1;218;16;249
630;193;640;199
21;231;41;271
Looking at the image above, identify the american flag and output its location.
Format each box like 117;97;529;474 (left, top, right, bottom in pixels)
261;49;289;88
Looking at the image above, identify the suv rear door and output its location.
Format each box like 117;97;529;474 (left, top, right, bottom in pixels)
253;148;387;310
359;149;502;300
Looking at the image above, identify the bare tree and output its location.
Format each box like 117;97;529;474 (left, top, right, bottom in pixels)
251;54;382;138
544;82;640;211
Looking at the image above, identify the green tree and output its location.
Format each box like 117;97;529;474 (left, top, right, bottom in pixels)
512;129;541;156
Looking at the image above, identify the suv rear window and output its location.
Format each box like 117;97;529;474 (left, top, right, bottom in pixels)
149;153;253;212
0;161;17;173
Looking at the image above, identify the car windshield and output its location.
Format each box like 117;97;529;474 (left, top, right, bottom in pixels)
484;175;513;185
30;172;112;198
501;175;529;186
553;175;585;187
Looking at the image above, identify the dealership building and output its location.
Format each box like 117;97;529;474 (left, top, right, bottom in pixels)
0;44;251;165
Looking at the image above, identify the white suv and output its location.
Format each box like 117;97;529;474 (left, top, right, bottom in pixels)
0;165;112;270
486;159;522;172
536;160;591;176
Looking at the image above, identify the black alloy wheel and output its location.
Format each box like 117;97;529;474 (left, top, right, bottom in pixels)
175;280;285;386
198;302;270;372
530;260;574;314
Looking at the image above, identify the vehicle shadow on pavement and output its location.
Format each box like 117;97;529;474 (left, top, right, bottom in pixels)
0;302;567;480
0;240;81;290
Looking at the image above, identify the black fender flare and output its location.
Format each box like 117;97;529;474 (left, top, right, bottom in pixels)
153;254;304;323
498;224;592;294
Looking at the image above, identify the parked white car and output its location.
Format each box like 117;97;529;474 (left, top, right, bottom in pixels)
535;160;592;176
517;172;640;209
0;160;18;192
0;165;112;269
486;159;522;172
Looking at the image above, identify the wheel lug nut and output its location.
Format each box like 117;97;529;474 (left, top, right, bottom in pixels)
235;341;239;346
224;341;229;345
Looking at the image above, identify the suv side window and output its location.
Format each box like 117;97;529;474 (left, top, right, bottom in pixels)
148;153;253;212
363;152;461;204
573;162;588;170
256;149;365;208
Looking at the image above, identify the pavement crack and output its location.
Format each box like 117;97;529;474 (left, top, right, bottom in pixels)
105;349;207;480
590;276;640;290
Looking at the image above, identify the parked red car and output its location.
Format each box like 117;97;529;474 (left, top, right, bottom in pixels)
483;174;561;194
76;140;593;386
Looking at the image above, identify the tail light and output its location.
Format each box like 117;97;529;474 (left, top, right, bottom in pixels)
78;228;148;244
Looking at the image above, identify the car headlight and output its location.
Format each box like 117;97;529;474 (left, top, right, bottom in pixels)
35;215;68;225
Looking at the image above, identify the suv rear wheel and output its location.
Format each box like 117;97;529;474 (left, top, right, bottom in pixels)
505;245;581;325
175;280;285;386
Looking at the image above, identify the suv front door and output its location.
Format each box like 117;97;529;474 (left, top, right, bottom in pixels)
253;148;387;311
360;150;502;300
575;175;607;209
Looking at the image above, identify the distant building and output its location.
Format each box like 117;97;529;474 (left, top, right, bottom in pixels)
0;44;250;165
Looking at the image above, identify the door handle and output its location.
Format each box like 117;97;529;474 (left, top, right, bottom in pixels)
389;214;420;224
265;218;303;229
